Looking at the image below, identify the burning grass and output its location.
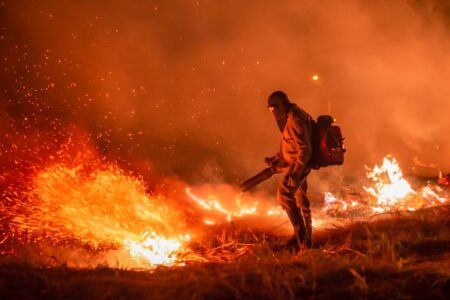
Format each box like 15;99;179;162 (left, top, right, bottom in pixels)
1;149;449;268
0;139;449;298
0;205;448;299
4;160;195;268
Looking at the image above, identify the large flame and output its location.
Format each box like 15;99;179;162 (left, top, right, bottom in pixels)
9;162;191;267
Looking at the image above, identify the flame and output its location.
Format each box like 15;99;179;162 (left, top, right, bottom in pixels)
184;187;328;234
323;191;348;212
267;206;285;216
4;150;447;269
362;156;450;212
420;185;447;204
9;162;191;267
364;156;416;209
203;219;216;225
124;232;190;266
323;155;448;215
185;187;261;223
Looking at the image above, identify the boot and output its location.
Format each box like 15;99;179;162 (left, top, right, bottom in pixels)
285;208;308;251
284;234;300;251
303;213;313;249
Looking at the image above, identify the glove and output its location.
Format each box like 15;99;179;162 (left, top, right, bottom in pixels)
264;154;280;166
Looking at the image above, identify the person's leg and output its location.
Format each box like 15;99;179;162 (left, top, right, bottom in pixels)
295;178;312;248
277;175;307;250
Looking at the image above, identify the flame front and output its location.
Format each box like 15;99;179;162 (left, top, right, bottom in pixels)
3;152;448;268
8;161;191;267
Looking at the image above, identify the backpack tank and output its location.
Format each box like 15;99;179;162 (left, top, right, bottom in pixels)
310;115;345;169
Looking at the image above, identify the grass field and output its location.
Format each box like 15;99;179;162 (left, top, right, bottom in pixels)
0;205;449;299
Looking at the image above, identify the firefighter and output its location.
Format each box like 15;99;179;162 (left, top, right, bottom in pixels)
265;90;313;250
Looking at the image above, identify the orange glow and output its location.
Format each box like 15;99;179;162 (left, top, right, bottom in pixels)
10;162;191;267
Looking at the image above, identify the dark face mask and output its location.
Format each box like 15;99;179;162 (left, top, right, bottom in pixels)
269;103;288;131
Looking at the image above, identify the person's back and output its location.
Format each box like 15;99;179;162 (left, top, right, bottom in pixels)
280;103;313;169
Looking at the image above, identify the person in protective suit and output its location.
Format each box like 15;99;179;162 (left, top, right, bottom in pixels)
265;90;313;250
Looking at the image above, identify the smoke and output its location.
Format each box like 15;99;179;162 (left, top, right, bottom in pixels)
1;0;449;189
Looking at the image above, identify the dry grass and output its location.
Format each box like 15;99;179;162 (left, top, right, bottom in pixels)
0;205;449;299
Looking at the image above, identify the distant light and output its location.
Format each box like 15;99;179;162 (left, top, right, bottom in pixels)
312;75;319;81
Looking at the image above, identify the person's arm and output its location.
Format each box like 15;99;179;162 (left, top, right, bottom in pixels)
264;153;285;174
284;113;312;186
